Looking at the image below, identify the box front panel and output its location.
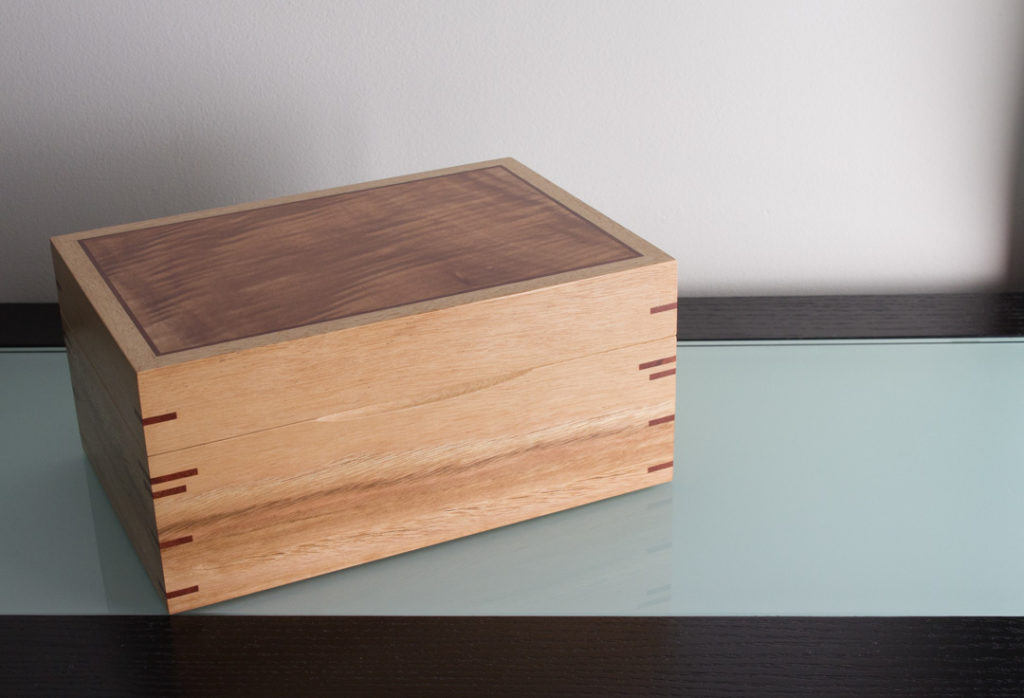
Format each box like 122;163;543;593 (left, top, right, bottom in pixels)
147;263;677;612
137;262;676;455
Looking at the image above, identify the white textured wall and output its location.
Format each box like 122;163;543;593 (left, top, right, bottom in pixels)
3;0;1024;302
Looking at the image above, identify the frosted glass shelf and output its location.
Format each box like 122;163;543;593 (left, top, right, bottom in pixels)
2;339;1022;615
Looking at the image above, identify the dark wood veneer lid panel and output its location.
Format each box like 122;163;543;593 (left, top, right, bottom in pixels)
79;166;640;355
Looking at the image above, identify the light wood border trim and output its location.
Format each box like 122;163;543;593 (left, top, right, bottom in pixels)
51;159;676;368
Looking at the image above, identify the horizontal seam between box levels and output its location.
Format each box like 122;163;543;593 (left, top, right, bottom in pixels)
141;333;679;457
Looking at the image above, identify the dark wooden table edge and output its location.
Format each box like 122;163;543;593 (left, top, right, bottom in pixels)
4;295;1024;695
675;292;1024;341
4;293;1023;347
2;616;1023;695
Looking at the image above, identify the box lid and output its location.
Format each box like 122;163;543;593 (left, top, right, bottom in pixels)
52;158;673;370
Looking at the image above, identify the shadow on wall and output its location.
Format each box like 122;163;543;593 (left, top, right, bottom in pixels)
1008;60;1024;291
1011;175;1024;291
0;105;366;303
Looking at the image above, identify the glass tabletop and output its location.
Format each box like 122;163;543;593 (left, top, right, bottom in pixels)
2;338;1022;615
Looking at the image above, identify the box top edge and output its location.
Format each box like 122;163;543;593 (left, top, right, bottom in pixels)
50;158;520;243
142;255;673;369
55;158;673;364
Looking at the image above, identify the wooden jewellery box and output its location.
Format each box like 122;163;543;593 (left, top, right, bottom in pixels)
51;158;678;613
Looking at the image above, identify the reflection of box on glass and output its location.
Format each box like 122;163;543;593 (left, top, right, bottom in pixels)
51;158;677;613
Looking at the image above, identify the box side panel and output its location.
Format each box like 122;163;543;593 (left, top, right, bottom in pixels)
53;245;144;421
148;262;677;612
54;244;166;602
64;336;165;599
138;261;677;455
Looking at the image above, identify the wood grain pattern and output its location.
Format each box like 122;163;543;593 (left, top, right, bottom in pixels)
57;249;165;594
63;334;164;595
52;158;672;370
52;158;678;612
137;261;677;455
79;166;639;356
51;247;143;423
147;336;675;611
161;419;672;612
